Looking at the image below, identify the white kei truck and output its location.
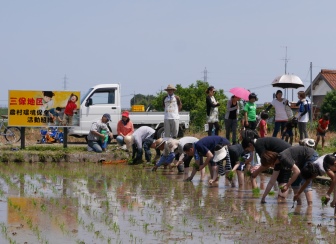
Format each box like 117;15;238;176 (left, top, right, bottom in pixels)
68;84;190;140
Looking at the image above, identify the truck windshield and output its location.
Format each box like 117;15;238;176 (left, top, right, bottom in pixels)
81;88;93;104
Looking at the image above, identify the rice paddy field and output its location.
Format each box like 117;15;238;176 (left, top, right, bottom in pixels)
0;161;335;244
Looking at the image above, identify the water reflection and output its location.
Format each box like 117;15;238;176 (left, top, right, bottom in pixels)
0;163;334;243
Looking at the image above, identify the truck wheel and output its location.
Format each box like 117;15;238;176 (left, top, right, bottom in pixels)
178;127;184;138
156;127;165;138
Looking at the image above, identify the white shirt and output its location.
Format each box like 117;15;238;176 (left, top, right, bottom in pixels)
314;155;326;176
177;137;199;161
164;95;180;120
87;120;111;141
132;126;155;149
271;98;288;121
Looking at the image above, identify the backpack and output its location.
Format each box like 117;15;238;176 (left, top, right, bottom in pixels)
299;100;310;113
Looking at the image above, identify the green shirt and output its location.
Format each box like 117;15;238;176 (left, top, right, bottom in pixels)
244;102;257;121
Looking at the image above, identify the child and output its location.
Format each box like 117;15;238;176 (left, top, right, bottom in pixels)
63;93;78;126
259;112;268;138
243;93;258;130
48;107;63;126
281;117;298;145
315;113;330;149
41;91;55;112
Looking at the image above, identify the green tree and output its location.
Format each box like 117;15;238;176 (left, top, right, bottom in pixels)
320;90;336;131
131;94;156;110
151;80;228;130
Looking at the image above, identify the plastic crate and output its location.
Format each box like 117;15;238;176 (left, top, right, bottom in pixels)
131;105;145;112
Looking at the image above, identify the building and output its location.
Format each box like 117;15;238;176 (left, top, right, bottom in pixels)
305;69;336;118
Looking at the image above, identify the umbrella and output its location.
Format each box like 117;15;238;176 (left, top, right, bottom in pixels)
272;74;304;89
229;87;251;101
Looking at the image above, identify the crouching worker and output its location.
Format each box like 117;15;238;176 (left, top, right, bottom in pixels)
212;144;233;185
152;138;178;171
183;136;230;184
261;145;318;206
297;152;336;207
169;137;199;179
87;113;113;153
124;126;159;164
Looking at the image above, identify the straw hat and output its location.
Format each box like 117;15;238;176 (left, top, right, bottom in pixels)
213;145;228;163
154;138;166;149
164;84;177;91
123;135;134;149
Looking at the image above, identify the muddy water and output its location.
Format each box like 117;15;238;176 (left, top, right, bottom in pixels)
0;163;334;244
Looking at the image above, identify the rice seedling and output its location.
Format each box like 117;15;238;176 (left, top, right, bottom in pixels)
321;196;328;206
252;187;260;197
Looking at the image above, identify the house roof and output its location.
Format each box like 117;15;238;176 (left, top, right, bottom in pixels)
305;69;336;96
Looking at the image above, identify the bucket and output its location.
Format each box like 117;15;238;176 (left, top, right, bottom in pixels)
204;124;209;132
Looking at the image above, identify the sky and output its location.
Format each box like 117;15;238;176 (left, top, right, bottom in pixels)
1;0;336;108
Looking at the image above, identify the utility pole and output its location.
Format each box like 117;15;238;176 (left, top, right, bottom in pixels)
310;62;313;125
281;46;290;100
203;67;208;83
63;74;68;90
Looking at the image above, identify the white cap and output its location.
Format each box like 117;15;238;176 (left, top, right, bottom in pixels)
213;145;228;163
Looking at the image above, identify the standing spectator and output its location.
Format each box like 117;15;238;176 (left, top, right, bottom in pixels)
87;114;113;153
296;91;309;140
259;112;268;138
265;90;289;137
243;93;257;130
225;95;240;144
116;111;134;150
315;113;330;149
282;117;298;145
206;86;220;136
163;84;182;138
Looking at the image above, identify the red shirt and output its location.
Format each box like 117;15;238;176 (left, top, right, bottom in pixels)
317;119;329;133
259;119;267;138
64;101;77;116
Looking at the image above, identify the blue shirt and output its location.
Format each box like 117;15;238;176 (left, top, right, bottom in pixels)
194;136;230;157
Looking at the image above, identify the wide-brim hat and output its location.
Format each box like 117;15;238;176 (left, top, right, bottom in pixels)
213;145;228;163
164;84;177;91
300;138;315;148
167;139;179;152
124;135;134;149
154;138;166;149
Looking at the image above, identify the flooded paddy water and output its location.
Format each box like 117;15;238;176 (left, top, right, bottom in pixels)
0;162;335;244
